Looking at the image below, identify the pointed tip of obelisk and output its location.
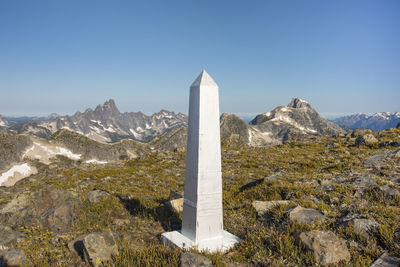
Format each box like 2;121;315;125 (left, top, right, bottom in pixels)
191;69;218;88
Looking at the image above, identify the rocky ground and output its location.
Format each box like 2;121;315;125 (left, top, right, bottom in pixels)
0;127;400;266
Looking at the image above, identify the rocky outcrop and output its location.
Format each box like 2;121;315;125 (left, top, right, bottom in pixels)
295;230;350;265
0;187;79;233
51;129;144;161
0;132;32;173
148;127;187;151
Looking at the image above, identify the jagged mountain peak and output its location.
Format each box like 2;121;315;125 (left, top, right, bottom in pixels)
288;98;311;109
94;99;120;116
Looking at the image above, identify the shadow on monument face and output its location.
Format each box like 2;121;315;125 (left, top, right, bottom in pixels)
117;195;181;231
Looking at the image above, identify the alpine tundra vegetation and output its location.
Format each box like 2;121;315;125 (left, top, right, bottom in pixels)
0;124;399;266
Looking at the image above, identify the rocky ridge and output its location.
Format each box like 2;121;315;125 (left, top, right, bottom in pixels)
9;99;188;143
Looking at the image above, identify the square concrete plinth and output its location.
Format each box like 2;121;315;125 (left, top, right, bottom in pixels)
161;230;241;252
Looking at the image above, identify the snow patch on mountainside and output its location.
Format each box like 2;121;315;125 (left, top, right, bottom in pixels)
85;159;107;164
0;163;37;187
23;142;81;163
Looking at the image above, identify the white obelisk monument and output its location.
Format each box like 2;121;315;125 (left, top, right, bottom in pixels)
161;70;241;252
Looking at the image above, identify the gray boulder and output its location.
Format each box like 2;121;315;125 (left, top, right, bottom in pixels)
180;252;213;267
87;190;111;203
69;229;118;267
337;213;378;236
287;206;325;224
355;134;378;147
295;230;350;265
0;248;30;267
351;129;372;138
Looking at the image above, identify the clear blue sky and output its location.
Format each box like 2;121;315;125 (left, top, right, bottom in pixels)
0;0;399;118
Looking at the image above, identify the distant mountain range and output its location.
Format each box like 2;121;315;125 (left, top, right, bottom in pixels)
1;98;347;145
5;99;187;142
0;97;349;184
331;112;400;131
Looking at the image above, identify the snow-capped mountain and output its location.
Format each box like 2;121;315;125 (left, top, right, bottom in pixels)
250;98;345;143
9;99;188;143
331;112;400;131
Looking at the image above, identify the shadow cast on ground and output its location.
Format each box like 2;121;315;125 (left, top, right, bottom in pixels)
117;195;181;232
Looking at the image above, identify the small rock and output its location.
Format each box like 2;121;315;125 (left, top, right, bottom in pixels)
69;229;118;267
288;206;325;224
87;190;111;203
370;252;400;267
166;198;184;213
295;230;350;265
355;134;378;147
264;173;281;182
318;179;331;185
330;197;340;206
0;248;31;267
180;252;213;267
223;176;235;182
252;200;291;220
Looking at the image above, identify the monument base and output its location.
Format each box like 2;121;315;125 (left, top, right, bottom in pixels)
161;230;241;252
